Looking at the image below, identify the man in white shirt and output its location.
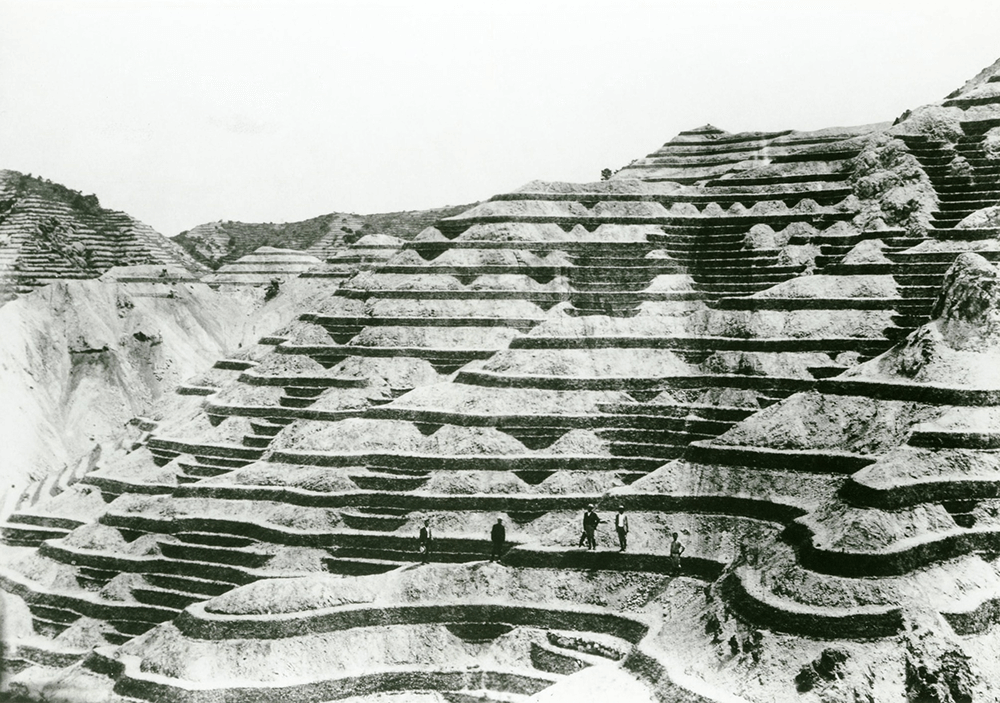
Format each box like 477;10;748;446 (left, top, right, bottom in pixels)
615;506;629;552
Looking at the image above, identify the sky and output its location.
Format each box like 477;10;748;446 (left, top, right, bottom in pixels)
2;0;1000;236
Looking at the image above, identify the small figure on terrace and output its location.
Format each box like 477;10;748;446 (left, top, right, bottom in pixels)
264;277;281;302
669;532;685;573
615;506;629;552
418;519;433;564
583;505;601;551
490;517;506;562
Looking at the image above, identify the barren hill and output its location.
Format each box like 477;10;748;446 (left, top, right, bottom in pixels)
173;203;475;270
0;171;207;303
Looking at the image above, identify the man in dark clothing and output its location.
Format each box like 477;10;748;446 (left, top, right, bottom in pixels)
578;506;591;547
669;532;684;573
490;518;506;562
418;519;432;564
583;505;600;551
615;506;629;552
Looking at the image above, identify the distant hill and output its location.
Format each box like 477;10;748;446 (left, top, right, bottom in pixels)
172;203;476;269
0;170;207;302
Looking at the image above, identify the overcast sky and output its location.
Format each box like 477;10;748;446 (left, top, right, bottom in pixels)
2;1;999;236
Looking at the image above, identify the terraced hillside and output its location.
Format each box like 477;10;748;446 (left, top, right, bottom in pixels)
173;204;476;270
0;265;360;540
0;172;207;304
3;59;1000;703
200;247;324;286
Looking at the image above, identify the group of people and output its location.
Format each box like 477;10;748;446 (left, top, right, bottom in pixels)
578;504;632;552
418;517;507;564
578;505;684;568
416;506;686;572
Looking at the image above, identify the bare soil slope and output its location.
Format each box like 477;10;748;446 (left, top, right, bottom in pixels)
0;274;337;511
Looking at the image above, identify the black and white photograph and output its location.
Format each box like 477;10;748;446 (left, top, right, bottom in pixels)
2;1;1000;701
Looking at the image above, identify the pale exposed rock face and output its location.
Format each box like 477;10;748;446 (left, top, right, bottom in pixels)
841;238;891;265
983;127;1000;159
889;104;965;142
956;206;1000;230
931;253;1000;348
0;275;338;505
743;224;789;250
902;613;979;703
778;243;821;269
843;254;1000;386
849;135;937;235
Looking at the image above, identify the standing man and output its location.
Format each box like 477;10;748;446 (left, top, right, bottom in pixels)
490;517;506;562
669;532;685;573
583;505;601;551
418;518;433;564
615;506;629;552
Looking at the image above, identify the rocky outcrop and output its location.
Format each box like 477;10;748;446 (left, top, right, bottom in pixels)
931;253;1000;348
956;206;1000;230
849;135;937;235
